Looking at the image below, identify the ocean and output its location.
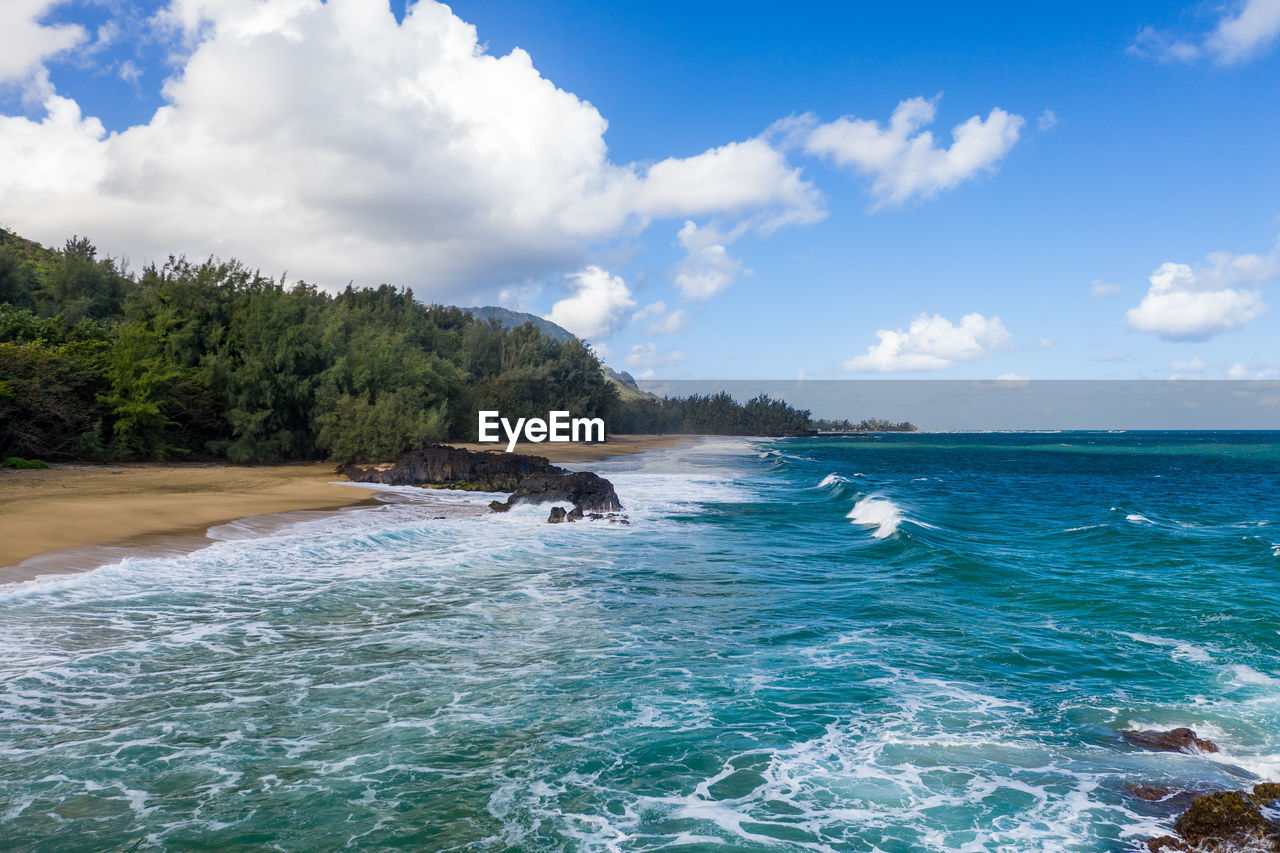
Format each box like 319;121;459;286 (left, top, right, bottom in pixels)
2;432;1278;851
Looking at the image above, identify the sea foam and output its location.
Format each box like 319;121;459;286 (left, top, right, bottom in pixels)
847;495;904;538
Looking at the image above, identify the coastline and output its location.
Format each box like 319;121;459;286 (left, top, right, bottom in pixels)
0;434;698;584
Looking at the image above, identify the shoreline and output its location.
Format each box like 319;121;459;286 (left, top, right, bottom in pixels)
0;434;699;585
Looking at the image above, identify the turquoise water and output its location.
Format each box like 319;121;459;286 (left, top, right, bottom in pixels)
2;432;1279;851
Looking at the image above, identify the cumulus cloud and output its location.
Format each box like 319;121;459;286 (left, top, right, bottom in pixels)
633;301;688;335
623;342;686;379
0;1;87;86
1131;0;1280;64
804;96;1024;208
672;221;747;300
844;313;1011;372
1126;245;1278;340
0;0;822;299
544;266;635;340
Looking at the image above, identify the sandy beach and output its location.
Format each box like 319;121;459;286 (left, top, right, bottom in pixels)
0;435;697;582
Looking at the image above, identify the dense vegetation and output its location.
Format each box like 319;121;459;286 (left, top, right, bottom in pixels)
811;417;917;432
0;230;811;463
612;392;811;436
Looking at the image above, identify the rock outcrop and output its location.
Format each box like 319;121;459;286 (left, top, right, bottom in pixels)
487;470;622;515
342;444;558;491
343;444;623;521
1147;786;1280;851
1123;727;1219;755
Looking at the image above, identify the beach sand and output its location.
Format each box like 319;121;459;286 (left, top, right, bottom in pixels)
0;434;697;583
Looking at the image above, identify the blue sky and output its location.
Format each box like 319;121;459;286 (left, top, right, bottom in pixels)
2;1;1278;380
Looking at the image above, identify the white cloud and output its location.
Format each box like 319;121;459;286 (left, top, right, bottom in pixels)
672;220;745;300
1090;279;1123;298
1130;27;1203;63
1209;0;1280;62
634;140;823;232
623;342;686;379
1227;361;1280;379
544;266;635;340
632;301;688;335
118;60;142;84
1126;244;1278;340
1170;356;1207;373
844;313;1011;372
0;1;87;86
804;95;1024;208
1037;109;1058;132
996;372;1029;381
1132;0;1280;64
0;0;822;299
632;302;665;322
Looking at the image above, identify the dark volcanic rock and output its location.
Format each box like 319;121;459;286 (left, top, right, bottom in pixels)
1123;727;1219;754
1146;789;1280;852
342;444;560;491
548;506;566;523
489;471;622;514
1177;790;1279;851
342;444;624;519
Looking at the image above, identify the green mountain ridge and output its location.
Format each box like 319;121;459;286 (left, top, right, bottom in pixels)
463;306;648;398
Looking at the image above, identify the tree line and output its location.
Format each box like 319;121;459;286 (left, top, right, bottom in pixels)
810;417;917;432
0;230;811;464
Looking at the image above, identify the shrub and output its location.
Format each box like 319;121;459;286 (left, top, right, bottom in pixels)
1;456;50;469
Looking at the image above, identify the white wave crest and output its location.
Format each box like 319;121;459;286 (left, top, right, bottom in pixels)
817;473;845;489
847;496;903;539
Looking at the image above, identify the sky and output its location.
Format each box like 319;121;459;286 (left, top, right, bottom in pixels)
1;0;1278;381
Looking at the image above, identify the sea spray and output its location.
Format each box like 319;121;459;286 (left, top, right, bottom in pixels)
847;495;904;538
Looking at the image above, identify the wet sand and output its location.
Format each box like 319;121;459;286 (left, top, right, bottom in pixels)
0;434;697;583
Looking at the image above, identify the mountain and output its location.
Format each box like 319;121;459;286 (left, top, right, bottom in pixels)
463;306;649;399
464;305;576;344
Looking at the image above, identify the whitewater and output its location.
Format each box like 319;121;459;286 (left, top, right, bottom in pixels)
2;432;1278;851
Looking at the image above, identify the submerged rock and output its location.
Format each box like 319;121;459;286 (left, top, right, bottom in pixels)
566;506;584;522
1128;784;1203;806
548;506;566;523
1123;727;1219;754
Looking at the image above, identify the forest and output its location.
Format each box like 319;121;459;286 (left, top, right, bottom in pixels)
0;230;812;464
810;417;917;432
